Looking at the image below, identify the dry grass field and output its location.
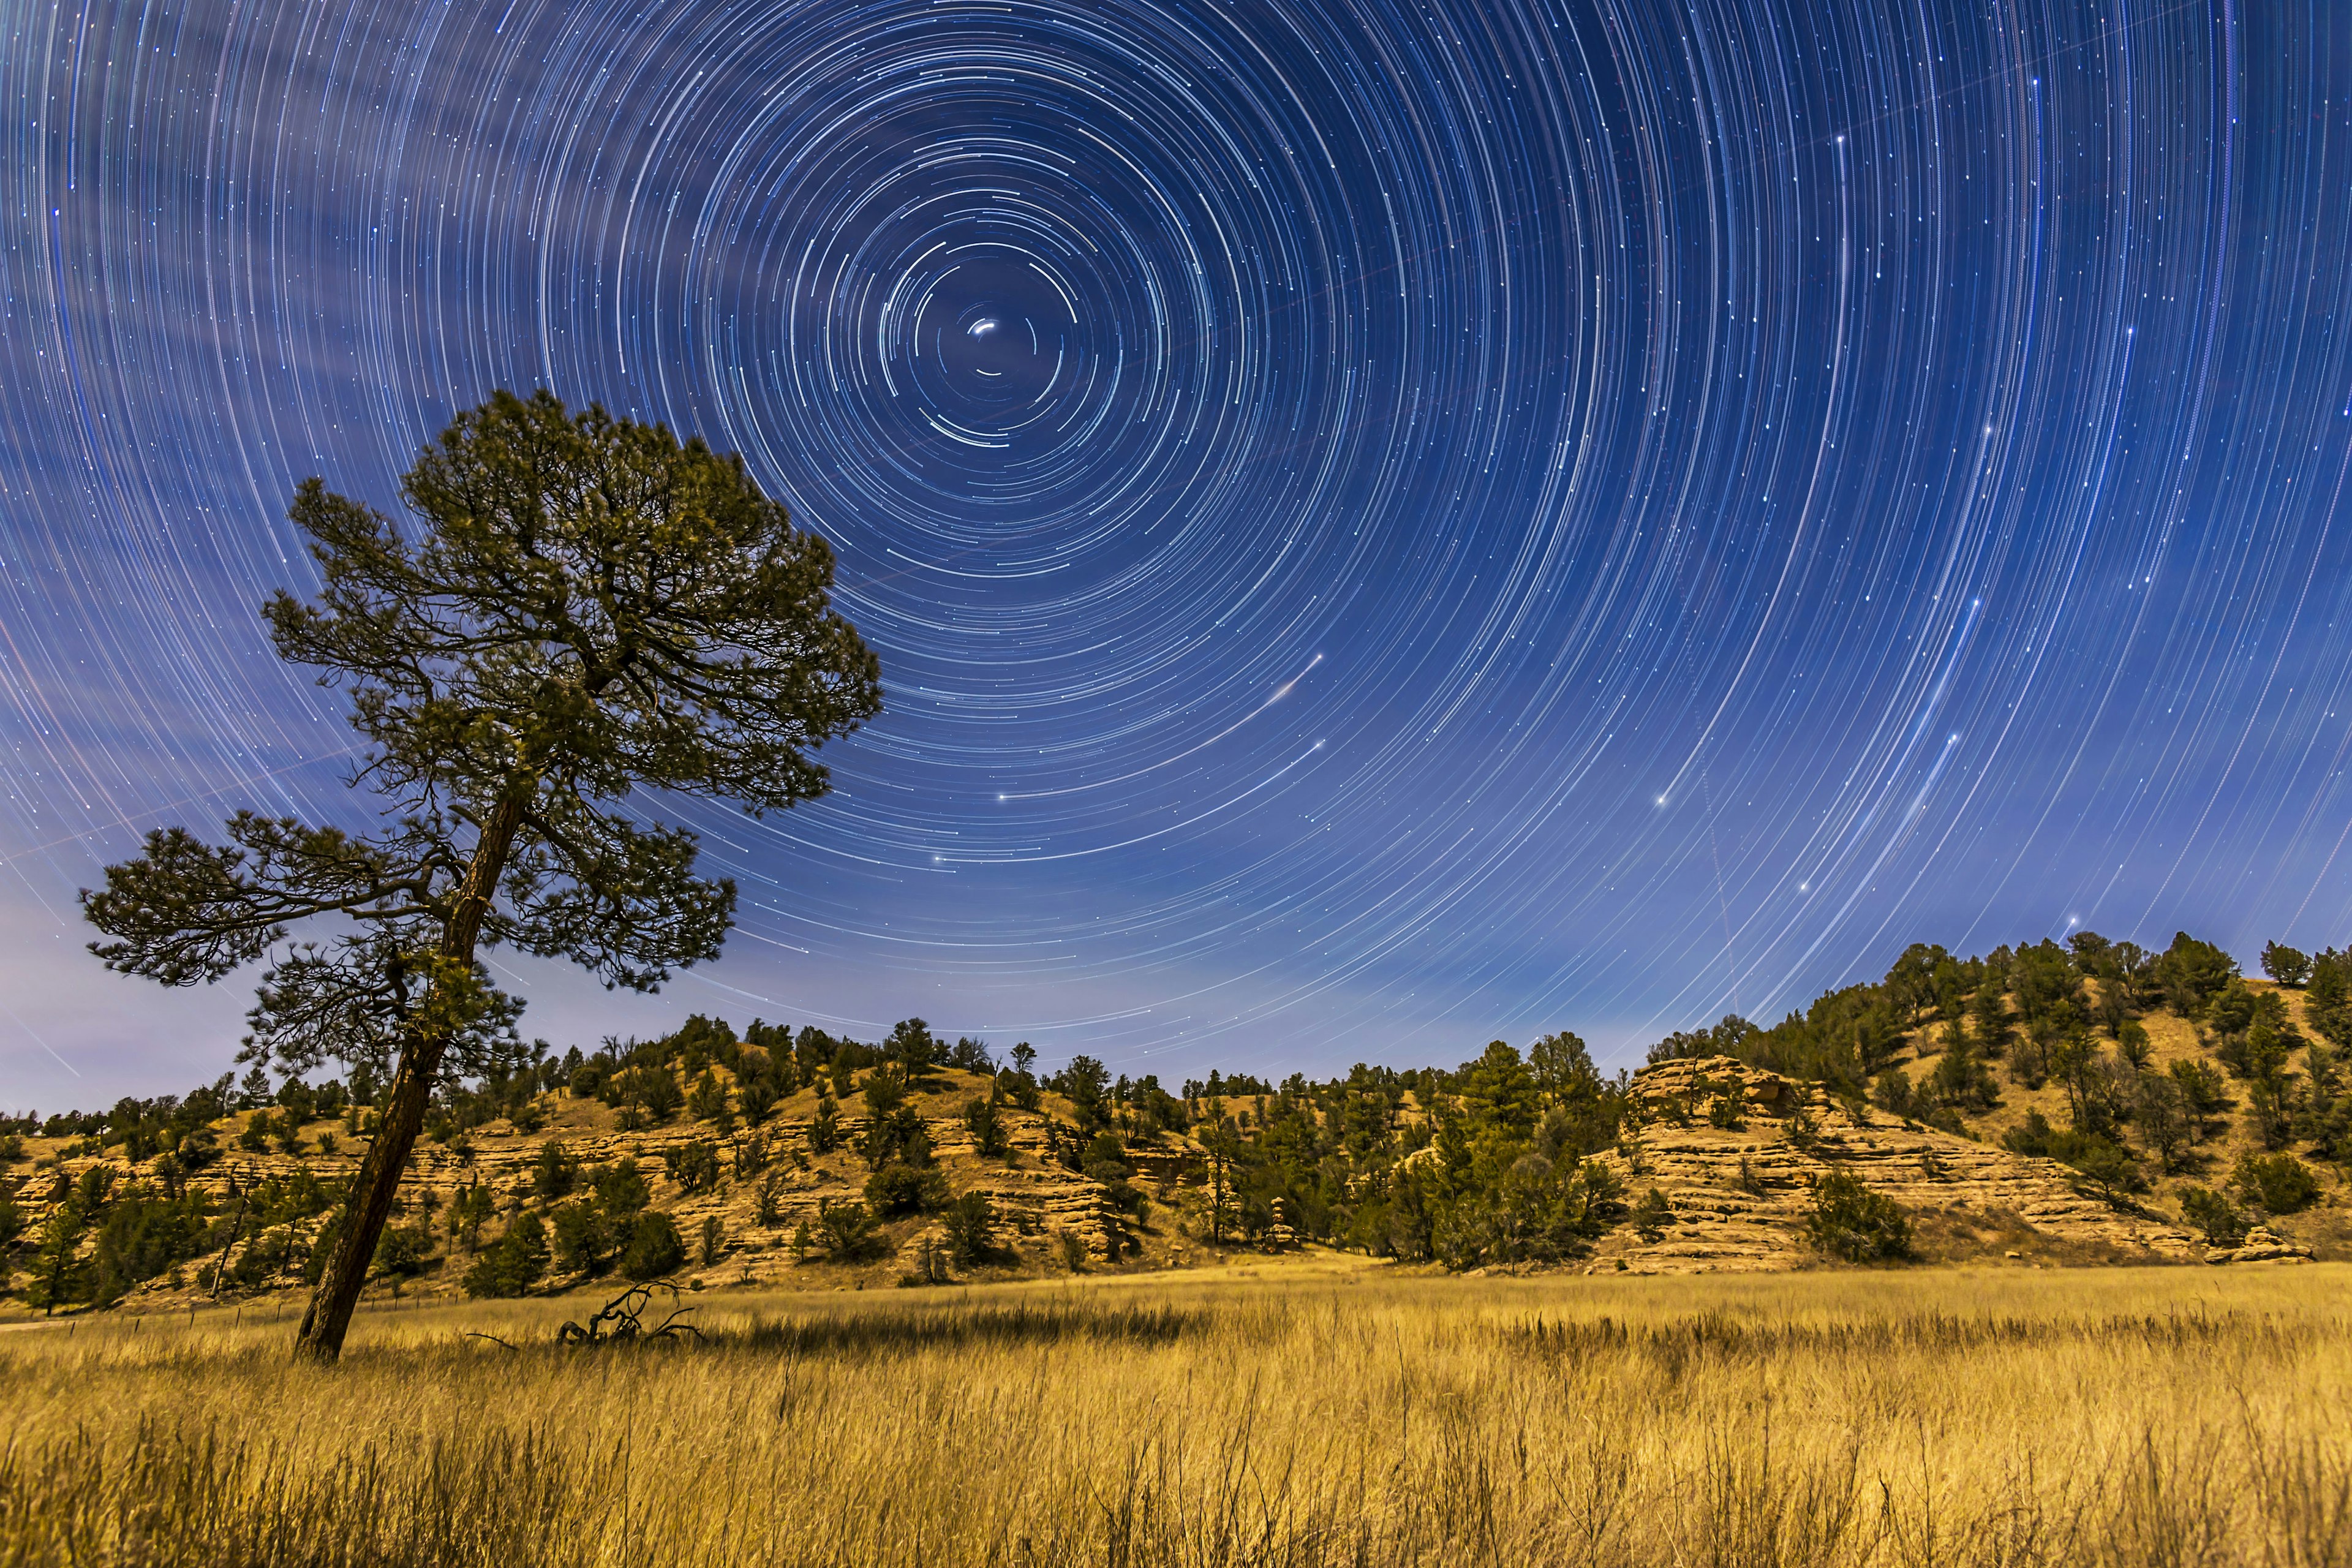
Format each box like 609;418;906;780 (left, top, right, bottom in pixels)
2;1256;2348;1567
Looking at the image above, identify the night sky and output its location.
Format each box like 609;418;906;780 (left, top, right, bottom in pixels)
6;0;2351;1109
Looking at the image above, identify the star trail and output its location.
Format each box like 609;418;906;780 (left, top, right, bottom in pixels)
5;0;2352;1106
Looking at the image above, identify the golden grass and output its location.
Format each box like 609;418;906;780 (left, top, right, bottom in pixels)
4;1258;2349;1566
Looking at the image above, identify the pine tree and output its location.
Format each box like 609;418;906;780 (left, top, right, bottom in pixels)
462;1212;549;1298
79;391;880;1360
1804;1171;1912;1262
28;1200;89;1315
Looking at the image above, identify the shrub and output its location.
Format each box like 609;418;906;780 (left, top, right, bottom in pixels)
942;1191;1001;1266
462;1213;549;1298
700;1215;725;1267
2003;1109;2056;1157
2054;1131;2143;1200
664;1140;721;1194
2178;1185;2248;1246
2154;932;2238;1018
639;1069;683;1123
862;1104;932;1172
550;1201;608;1275
371;1222;432;1278
594;1159;650;1216
1804;1170;1912;1262
1871;1069;1915;1119
619;1212;685;1280
533;1140;579;1202
866;1161;949;1217
1630;1187;1672;1242
1057;1229;1090;1272
2234;1152;2319;1215
1929;1040;2000;1113
815;1200;885;1262
964;1098;1011;1158
90;1193;210;1305
2169;1058;2230;1126
688;1070;729;1122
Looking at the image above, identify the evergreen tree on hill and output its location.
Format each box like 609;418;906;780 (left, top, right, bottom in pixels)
2153;933;2237;1019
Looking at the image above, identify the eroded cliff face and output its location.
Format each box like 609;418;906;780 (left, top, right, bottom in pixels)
6;1078;1177;1310
1568;1057;2200;1275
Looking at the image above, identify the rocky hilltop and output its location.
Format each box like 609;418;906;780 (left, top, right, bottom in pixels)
1576;1057;2201;1273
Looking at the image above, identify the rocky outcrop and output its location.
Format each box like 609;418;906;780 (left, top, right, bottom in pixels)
1633;1056;1800;1117
1586;1057;2199;1273
2206;1226;2315;1265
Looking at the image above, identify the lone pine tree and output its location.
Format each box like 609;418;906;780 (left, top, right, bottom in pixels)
81;390;880;1360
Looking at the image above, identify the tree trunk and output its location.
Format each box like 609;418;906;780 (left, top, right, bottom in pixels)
294;792;527;1363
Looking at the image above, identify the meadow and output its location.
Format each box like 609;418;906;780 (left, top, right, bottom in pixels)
2;1257;2347;1567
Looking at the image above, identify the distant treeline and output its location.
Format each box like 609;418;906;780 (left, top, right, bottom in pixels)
7;928;2345;1278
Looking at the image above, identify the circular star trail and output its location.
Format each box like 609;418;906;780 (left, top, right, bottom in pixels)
6;0;2352;1101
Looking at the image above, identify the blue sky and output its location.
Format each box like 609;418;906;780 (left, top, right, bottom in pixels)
5;0;2351;1110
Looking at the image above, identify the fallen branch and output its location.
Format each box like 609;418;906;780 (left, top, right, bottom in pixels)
557;1283;699;1346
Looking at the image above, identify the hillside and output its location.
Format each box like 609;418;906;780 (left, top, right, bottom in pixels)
0;1065;1204;1313
3;929;2346;1313
1877;972;2350;1256
1582;1057;2198;1272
